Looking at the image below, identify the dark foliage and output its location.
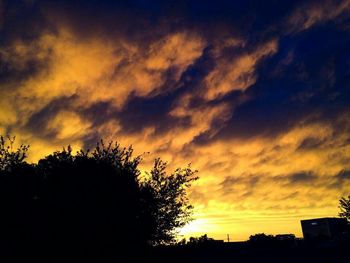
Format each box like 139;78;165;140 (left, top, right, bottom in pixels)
0;136;29;170
339;195;350;221
249;233;275;242
188;234;214;245
0;136;197;262
248;233;277;247
142;158;198;245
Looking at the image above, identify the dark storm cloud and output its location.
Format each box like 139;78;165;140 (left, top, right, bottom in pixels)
0;0;49;45
0;0;318;50
287;171;317;184
117;94;189;135
38;0;300;39
78;45;216;141
224;171;319;193
80;93;191;139
336;169;350;181
0;1;50;87
112;46;220;134
327;169;350;190
271;171;319;187
297;137;325;150
208;21;350;142
0;44;51;87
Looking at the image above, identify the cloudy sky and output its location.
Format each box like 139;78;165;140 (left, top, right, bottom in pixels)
1;0;350;240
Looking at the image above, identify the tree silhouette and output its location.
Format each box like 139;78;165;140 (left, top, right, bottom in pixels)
0;136;41;261
142;158;198;245
0;135;29;170
248;233;277;248
339;195;350;221
0;137;198;261
188;234;214;245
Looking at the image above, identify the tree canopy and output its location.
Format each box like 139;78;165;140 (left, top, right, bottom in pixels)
0;136;197;261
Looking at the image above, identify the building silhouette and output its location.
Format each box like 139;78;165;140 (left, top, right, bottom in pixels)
301;217;348;241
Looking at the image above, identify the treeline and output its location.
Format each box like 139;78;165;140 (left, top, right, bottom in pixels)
0;136;197;262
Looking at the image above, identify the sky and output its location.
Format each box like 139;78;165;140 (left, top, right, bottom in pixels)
0;0;350;241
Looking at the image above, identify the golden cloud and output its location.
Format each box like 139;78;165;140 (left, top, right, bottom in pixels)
204;39;278;101
1;28;204;131
148;112;348;239
1;17;349;242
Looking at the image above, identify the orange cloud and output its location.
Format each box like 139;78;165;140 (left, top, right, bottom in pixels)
204;40;278;101
288;0;350;31
1;10;350;242
46;110;91;140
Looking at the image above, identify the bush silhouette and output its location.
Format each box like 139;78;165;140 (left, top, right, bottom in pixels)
0;136;197;261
